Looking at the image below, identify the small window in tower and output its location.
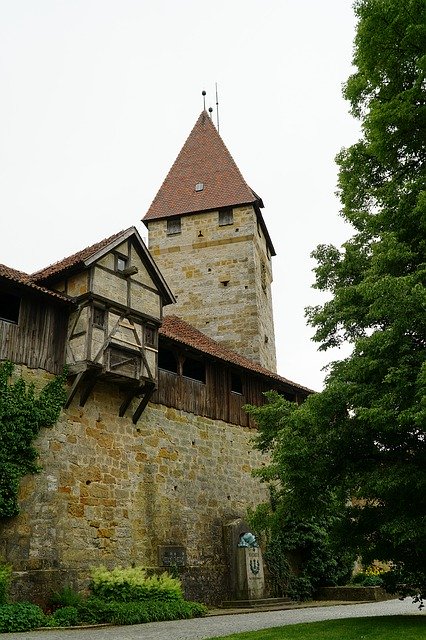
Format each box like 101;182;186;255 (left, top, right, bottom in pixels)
93;306;106;328
219;208;233;226
182;356;205;383
195;182;204;192
167;218;181;235
158;348;178;374
231;372;243;395
115;254;128;272
0;291;20;324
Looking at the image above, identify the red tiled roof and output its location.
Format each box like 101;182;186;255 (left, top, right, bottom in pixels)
0;264;71;303
143;111;261;221
159;315;313;395
31;229;129;282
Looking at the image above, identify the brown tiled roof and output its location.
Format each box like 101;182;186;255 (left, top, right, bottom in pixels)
31;229;129;282
159;315;313;395
143;111;261;221
0;264;71;303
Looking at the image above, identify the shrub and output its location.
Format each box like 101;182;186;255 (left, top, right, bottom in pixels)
351;571;384;587
47;605;80;627
0;563;11;605
0;602;47;633
79;598;207;626
89;566;183;602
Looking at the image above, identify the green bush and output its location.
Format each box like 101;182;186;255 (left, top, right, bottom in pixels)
89;566;183;602
0;602;47;633
47;605;80;627
77;598;207;625
0;564;11;605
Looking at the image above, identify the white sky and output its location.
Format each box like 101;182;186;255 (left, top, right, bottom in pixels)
0;0;361;391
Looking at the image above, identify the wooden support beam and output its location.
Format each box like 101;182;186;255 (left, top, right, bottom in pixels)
119;387;140;417
79;375;98;407
64;371;85;409
132;382;156;424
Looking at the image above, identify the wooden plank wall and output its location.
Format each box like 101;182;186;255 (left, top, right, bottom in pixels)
0;298;67;374
153;362;280;428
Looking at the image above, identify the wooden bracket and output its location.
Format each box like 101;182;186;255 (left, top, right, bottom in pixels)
132;382;156;424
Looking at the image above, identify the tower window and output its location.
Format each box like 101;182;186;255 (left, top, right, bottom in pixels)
219;209;233;226
167;218;181;235
0;292;20;324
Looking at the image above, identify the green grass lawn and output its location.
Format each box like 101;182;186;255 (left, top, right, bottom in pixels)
206;615;425;640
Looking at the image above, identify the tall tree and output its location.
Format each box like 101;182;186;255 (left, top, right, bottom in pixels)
250;0;426;601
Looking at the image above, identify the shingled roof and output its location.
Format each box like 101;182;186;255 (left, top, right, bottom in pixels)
31;229;128;283
143;111;262;222
159;315;313;395
0;264;71;304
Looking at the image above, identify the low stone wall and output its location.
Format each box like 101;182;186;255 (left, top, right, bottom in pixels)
316;586;393;602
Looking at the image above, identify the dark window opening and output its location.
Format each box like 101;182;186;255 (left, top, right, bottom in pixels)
115;254;128;272
145;325;157;348
0;292;20;324
182;356;205;383
167;218;181;235
231;372;243;395
158;348;178;374
219;208;233;226
93;307;106;328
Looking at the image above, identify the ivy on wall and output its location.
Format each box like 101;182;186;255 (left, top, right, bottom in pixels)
0;361;67;518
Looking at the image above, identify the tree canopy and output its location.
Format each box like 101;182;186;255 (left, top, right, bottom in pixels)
249;0;426;601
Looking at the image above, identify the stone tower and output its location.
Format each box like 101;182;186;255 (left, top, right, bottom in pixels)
143;111;277;372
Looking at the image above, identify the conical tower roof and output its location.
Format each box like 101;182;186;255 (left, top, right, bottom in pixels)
143;111;262;221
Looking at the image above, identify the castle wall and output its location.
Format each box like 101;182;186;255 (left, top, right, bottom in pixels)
147;205;277;371
0;367;270;605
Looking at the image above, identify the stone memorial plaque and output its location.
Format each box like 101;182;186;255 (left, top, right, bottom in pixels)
158;545;187;567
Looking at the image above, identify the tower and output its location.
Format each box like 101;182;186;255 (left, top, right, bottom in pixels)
143;111;277;372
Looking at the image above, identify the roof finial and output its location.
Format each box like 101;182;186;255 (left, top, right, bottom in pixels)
215;83;220;133
208;107;213;119
202;90;206;111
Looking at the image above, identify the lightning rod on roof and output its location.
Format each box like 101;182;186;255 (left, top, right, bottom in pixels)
215;82;220;133
202;90;206;111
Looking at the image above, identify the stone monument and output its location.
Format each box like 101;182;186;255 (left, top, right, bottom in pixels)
235;532;265;601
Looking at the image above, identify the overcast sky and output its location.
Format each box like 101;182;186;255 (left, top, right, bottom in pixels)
0;0;361;391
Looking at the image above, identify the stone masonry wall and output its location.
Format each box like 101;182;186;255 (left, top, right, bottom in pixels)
147;205;277;371
0;367;270;605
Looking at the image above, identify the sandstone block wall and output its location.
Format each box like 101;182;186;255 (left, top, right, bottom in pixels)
147;205;277;371
0;367;270;605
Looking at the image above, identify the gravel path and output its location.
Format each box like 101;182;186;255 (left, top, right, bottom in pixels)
8;598;423;640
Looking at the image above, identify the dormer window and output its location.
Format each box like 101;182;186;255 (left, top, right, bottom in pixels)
167;218;181;235
115;254;128;272
195;182;204;192
219;208;233;226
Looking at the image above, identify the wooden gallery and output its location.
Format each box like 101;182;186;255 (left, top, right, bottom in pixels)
0;111;310;605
